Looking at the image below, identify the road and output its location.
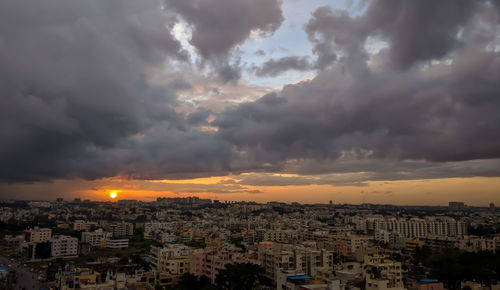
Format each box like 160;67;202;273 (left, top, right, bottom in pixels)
0;255;40;290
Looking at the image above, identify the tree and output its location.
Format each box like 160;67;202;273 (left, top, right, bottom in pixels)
215;263;271;290
174;273;216;290
35;242;52;259
130;254;151;271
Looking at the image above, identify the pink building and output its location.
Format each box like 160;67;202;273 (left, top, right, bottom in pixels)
189;247;258;283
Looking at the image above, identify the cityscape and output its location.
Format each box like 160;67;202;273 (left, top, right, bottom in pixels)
0;198;499;289
2;0;500;289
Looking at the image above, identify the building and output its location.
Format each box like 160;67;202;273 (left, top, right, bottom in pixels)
55;268;108;289
51;235;78;257
449;202;465;211
262;229;299;243
108;221;134;237
277;270;311;290
363;253;404;289
276;270;342;290
144;222;171;239
189;246;257;283
104;239;129;249
1;234;24;254
73;220;99;231
457;236;496;252
258;242;334;285
25;227;52;243
372;217;467;239
350;235;372;253
366;278;405;290
150;244;193;275
408;279;445;290
81;229;112;247
375;230;390;244
258;242;297;283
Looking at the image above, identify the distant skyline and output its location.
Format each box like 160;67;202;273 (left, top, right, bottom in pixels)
1;176;499;206
1;0;500;204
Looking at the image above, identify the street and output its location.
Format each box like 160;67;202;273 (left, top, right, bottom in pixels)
0;255;39;290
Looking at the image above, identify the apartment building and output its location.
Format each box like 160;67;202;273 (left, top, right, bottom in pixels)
189;246;257;283
261;229;299;243
81;229;112;246
363;253;404;289
104;238;129;249
51;235;78;257
375;230;390;244
144;222;172;239
73;220;99;231
107;221;134;237
25;227;52;243
378;218;467;238
258;242;296;283
258;242;334;285
150;244;193;275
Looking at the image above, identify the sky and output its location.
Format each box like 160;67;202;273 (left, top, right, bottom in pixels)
1;0;500;205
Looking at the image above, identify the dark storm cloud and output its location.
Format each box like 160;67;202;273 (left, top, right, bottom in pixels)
164;0;283;58
213;0;500;174
306;0;477;70
164;0;284;81
0;0;221;182
187;108;212;125
253;56;312;77
1;0;500;187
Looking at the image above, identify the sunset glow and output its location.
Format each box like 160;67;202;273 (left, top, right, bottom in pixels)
109;191;117;199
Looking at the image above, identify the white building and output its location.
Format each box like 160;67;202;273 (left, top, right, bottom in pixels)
81;229;112;246
104;238;129;249
51;235;78;257
357;217;468;239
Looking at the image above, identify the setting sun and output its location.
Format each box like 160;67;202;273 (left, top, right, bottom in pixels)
109;191;117;199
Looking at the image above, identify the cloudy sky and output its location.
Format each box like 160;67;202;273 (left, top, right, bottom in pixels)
1;0;500;205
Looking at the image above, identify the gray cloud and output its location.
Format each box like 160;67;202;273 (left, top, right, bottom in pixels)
165;0;284;81
306;0;477;70
213;0;500;174
253;56;312;77
165;0;283;58
1;0;500;189
220;158;500;188
255;50;267;56
0;0;200;182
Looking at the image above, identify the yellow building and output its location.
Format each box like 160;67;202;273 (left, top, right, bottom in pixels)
363;253;404;289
